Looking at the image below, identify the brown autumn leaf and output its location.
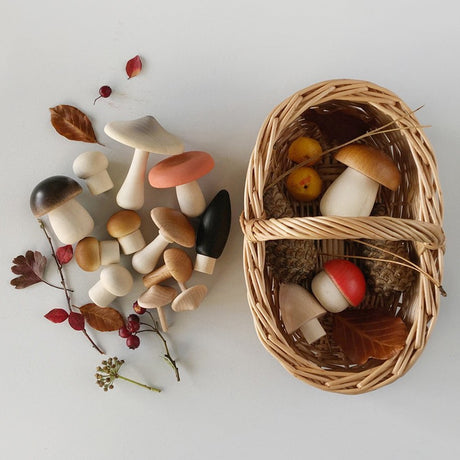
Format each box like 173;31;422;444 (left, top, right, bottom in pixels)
49;105;99;144
333;309;408;365
11;250;47;289
80;303;124;332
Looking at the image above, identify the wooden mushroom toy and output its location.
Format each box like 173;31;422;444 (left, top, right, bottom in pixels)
143;248;193;290
148;151;215;218
75;236;120;271
171;284;208;312
311;259;366;313
107;210;146;255
137;285;177;332
195;189;231;274
104;116;183;210
72;151;113;195
319;144;401;217
279;283;326;344
132;207;195;274
30;175;94;244
88;264;133;307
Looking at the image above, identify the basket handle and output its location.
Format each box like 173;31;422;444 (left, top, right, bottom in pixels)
240;215;445;251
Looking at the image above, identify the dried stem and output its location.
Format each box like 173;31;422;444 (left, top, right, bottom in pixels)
38;219;104;354
140;310;181;382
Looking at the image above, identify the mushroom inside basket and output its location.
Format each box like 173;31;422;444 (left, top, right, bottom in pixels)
241;80;445;394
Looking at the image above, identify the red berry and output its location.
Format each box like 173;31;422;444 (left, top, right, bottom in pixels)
93;85;112;104
133;301;146;315
126;335;140;349
127;315;140;333
127;314;140;323
118;326;131;338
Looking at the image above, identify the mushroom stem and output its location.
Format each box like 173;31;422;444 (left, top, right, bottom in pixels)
116;149;149;210
88;281;117;307
299;319;325;344
320;167;379;217
132;233;170;274
156;306;168;332
175;181;206;218
86;169;113;195
47;198;94;245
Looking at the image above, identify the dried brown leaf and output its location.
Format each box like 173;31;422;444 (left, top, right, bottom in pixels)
80;303;124;332
49;105;99;144
333;309;408;365
10;250;47;289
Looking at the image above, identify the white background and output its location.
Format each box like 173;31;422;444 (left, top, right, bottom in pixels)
1;1;459;459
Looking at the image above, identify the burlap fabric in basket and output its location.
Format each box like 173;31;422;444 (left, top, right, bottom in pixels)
240;79;445;394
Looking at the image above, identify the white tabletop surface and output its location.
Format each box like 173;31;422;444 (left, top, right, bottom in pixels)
1;1;459;459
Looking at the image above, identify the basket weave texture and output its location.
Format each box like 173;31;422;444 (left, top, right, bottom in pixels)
240;79;445;394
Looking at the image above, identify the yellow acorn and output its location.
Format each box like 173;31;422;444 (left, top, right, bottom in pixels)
286;166;322;201
288;137;322;164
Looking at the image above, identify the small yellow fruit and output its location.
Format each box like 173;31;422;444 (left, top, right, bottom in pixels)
288;137;322;164
286;167;322;202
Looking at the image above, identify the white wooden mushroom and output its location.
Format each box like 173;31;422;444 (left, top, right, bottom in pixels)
88;264;133;307
104;116;184;210
72;151;113;195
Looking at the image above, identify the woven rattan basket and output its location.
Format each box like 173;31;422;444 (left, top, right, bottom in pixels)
241;79;445;394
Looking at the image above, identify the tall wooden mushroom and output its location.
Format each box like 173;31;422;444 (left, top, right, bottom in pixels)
104;116;184;210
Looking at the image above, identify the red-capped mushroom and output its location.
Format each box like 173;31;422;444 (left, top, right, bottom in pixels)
148;151;215;217
311;259;366;313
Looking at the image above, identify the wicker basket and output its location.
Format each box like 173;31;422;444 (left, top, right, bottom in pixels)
240;79;445;394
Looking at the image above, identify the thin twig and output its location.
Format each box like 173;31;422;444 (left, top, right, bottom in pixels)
38;219;105;354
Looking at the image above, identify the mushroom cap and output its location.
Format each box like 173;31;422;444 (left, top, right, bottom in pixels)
104;115;184;155
279;283;326;334
324;259;366;307
75;237;100;271
148;151;215;188
72;151;108;178
163;248;193;283
30;175;82;217
335;144;401;191
171;284;208;312
150;207;195;247
138;285;178;309
100;264;133;296
107;210;142;238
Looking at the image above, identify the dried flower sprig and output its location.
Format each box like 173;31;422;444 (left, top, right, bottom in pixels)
95;357;161;393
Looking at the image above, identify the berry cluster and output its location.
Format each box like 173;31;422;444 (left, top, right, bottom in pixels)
118;305;145;349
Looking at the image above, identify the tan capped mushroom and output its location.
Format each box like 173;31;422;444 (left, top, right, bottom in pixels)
104;116;184;210
320;144;401;217
30;175;94;245
132;207;195;274
279;283;326;344
72;151;113;195
75;236;120;271
171;285;208;312
88;264;133;307
107;210;146;255
137;285;177;332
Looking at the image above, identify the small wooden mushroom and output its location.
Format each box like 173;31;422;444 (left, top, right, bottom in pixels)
148;151;215;217
137;285;177;332
311;259;366;313
107;210;146;255
88;264;133;307
279;283;326;344
171;284;208;312
143;248;193;290
320;144;401;217
132;207;195;274
194;190;231;275
30;175;94;245
75;236;120;271
72;151;113;195
104;116;184;210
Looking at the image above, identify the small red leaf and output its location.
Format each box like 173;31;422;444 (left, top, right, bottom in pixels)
126;55;142;78
45;308;69;323
68;312;85;331
56;245;73;265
